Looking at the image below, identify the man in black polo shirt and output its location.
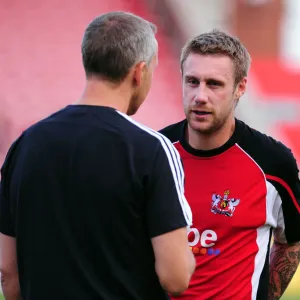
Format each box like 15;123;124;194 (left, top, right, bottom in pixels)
0;12;195;300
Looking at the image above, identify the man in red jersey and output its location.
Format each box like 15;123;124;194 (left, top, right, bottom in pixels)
159;30;300;300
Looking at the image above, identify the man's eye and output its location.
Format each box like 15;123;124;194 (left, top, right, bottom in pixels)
207;80;221;86
188;79;199;85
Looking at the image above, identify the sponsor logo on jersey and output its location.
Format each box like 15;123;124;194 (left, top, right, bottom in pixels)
211;189;240;217
187;226;220;256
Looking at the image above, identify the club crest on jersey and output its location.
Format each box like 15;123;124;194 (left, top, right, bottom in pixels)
211;190;240;217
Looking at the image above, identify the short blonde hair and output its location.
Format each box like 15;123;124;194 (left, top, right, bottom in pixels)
181;30;251;85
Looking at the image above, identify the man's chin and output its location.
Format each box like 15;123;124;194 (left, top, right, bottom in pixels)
193;127;215;135
189;119;215;135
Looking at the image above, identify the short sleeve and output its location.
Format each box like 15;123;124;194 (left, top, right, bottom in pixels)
0;137;22;237
145;137;192;238
271;149;300;244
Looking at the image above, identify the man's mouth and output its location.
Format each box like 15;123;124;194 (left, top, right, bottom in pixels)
192;111;212;115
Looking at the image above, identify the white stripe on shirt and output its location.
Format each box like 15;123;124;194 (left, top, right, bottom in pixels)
117;111;192;225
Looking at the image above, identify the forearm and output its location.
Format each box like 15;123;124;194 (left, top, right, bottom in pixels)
1;273;21;300
268;241;300;300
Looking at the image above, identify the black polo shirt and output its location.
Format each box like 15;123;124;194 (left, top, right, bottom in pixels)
0;105;192;300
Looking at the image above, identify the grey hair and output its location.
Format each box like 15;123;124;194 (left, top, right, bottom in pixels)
81;11;157;82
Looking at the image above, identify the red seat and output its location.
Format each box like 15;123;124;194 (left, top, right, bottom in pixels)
0;0;184;145
251;59;300;101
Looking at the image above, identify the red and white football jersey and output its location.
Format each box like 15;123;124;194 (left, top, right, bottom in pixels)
160;119;300;300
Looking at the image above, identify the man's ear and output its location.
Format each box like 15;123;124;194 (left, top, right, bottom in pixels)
132;61;147;87
235;77;247;99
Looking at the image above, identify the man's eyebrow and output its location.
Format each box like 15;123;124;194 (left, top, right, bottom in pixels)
184;74;225;83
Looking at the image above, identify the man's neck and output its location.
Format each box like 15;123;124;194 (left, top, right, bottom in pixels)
75;78;131;114
186;118;236;151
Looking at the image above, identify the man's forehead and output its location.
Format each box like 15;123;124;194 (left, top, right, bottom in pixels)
183;53;234;80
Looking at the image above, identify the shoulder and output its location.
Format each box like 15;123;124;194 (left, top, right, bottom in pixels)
158;119;186;143
238;120;298;178
117;112;178;154
1;108;75;173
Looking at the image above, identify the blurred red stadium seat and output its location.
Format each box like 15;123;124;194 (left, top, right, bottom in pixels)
0;0;184;149
251;59;300;166
251;59;300;101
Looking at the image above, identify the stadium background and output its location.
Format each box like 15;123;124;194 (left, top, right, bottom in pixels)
0;0;299;298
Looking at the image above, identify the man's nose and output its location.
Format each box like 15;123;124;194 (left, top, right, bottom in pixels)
193;85;209;105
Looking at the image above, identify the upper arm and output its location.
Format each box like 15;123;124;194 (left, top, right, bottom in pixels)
145;137;192;238
0;137;22;281
0;233;17;276
271;149;300;244
145;137;194;292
